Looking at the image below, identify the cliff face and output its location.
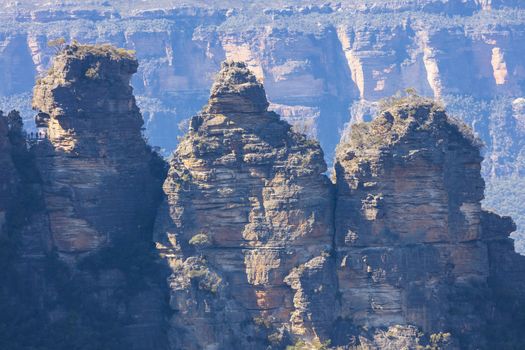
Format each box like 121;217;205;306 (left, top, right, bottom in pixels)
32;43;162;255
1;2;524;248
154;61;335;349
0;44;169;350
0;3;523;173
1;44;525;349
334;98;525;348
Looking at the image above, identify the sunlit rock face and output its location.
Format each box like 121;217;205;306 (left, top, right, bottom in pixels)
1;40;525;348
32;43;162;255
333;98;525;349
154;61;336;349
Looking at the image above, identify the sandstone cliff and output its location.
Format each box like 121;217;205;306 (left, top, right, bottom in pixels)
0;43;169;350
1;44;525;349
154;61;336;349
1;2;525;249
1;2;524;174
152;62;525;349
334;96;525;348
32;43;164;255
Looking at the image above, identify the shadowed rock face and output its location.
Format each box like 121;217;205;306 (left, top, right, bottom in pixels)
32;44;161;255
23;44;169;349
334;98;525;348
0;111;18;238
154;61;336;349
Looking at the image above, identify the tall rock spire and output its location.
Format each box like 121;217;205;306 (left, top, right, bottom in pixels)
25;43;168;349
154;61;336;349
205;61;269;114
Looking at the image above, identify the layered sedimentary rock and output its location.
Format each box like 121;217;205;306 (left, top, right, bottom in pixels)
2;3;525;246
17;43;169;349
1;2;525;175
334;97;525;348
32;43;162;255
154;61;335;349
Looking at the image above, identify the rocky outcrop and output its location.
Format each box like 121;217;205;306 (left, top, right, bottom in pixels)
1;40;525;348
10;43;170;349
2;3;525;246
333;97;525;348
149;63;525;349
154;61;335;349
32;43;163;255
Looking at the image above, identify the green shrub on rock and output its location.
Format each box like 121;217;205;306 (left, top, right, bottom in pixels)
189;232;211;247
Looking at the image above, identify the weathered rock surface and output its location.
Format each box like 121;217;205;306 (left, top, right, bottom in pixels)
0;43;170;350
2;1;525;248
32;43;162;255
1;40;525;349
334;97;525;348
154;61;336;349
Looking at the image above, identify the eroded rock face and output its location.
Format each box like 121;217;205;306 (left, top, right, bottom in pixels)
4;5;525;241
154;61;336;349
32;43;162;255
334;98;525;348
1;44;524;348
24;43;169;349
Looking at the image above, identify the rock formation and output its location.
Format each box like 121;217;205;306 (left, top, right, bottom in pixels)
2;1;525;249
482;210;525;348
333;96;525;348
1;40;525;349
154;61;336;349
32;43;163;256
151;63;525;349
0;43;169;350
